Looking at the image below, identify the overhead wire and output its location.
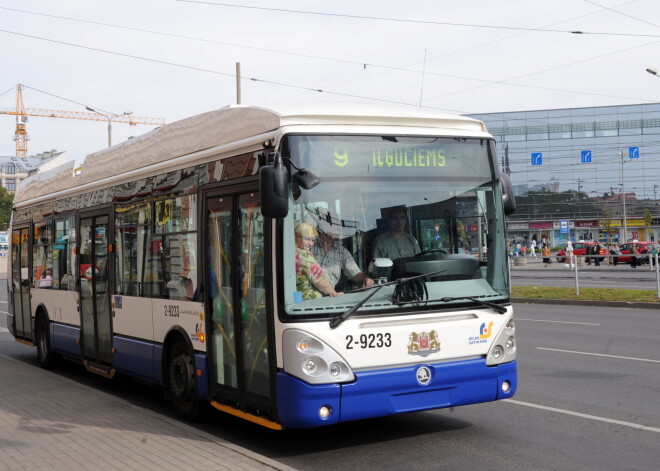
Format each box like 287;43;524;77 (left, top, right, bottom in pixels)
1;4;656;109
176;1;660;38
1;5;646;105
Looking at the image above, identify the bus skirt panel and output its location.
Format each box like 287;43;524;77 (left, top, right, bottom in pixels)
340;359;517;423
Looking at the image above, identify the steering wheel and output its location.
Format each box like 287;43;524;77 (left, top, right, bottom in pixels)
414;248;448;257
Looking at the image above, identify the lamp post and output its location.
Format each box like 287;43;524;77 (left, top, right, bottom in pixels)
619;150;627;243
85;107;133;147
647;67;660;77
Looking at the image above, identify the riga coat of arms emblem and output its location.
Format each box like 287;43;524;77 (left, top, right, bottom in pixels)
407;330;441;356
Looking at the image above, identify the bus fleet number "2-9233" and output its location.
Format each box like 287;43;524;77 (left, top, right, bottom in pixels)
345;333;392;349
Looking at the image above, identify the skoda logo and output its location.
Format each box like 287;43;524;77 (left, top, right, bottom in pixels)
416;366;431;386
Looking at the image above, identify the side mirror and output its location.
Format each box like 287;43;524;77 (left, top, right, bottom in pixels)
259;152;289;218
500;173;516;216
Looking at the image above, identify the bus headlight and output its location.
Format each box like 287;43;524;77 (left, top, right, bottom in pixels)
283;329;355;384
486;315;517;366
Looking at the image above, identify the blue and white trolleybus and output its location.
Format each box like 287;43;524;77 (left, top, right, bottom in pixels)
8;103;517;429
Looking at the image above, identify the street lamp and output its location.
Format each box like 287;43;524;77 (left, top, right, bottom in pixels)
85;106;133;147
619;150;627;243
646;67;659;77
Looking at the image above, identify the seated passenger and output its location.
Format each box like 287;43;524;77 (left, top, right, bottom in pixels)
294;223;340;300
39;269;53;289
372;207;420;259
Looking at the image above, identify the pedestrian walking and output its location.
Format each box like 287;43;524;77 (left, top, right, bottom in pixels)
631;244;639;268
529;239;537;258
593;241;601;266
542;244;551;267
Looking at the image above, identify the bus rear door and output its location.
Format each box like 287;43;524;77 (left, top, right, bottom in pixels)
11;227;33;343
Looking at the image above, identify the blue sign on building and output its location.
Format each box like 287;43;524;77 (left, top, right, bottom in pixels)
560;220;569;234
629;146;639;159
581;150;592;163
531;153;543;166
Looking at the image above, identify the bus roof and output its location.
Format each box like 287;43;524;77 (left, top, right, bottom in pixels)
14;103;489;206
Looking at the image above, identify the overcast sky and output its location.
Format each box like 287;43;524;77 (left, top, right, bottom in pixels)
2;0;660;163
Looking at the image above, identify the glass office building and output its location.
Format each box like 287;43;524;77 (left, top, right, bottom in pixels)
469;103;660;247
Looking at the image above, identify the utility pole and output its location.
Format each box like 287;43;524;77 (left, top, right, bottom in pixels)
619;150;627;243
503;144;511;175
654;184;658;204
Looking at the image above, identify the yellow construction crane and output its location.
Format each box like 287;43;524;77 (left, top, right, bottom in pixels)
0;83;167;157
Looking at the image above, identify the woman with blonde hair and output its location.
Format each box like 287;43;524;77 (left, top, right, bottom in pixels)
294;223;340;300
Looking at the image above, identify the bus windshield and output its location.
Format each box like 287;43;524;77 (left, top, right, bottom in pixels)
282;134;509;318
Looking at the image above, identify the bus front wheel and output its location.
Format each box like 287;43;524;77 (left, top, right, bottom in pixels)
168;340;200;421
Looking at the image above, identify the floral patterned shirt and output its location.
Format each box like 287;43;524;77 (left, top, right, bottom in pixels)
295;248;327;300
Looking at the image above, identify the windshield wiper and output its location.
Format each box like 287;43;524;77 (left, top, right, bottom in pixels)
403;295;507;314
329;270;445;329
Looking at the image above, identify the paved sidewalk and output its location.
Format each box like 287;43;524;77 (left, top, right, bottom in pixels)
0;354;296;471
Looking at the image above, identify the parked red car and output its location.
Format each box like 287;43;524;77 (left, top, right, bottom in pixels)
556;241;606;263
616;242;659;264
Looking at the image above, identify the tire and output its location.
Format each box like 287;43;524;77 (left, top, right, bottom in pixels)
36;315;58;370
168;340;200;421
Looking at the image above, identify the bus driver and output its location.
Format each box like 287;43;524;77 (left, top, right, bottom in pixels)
372;207;420;260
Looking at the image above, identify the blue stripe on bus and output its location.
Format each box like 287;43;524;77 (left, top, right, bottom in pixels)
113;336;156;381
48;326;210;400
194;353;210;401
276;359;516;428
52;323;83;359
276;373;342;428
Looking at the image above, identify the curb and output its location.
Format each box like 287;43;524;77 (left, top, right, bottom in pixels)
512;297;660;310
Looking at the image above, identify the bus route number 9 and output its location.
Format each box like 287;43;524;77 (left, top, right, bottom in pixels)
334;145;349;167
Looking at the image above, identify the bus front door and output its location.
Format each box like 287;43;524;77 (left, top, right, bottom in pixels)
11;227;33;342
205;189;275;423
79;214;114;377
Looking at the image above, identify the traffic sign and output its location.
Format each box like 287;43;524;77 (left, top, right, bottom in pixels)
531;153;543;166
581;150;592;163
629;146;639;159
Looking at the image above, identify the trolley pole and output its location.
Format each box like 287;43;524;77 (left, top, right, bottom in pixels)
236;62;242;105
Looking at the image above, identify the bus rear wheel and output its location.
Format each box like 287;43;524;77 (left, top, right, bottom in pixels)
36;315;58;370
168;341;200;421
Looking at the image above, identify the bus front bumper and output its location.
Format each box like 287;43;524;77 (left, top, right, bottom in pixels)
276;358;517;428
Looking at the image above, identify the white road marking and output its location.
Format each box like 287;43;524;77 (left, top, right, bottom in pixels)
537;347;660;363
518;318;600;326
504;399;660;434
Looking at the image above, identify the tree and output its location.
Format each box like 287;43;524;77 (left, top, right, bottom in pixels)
0;187;14;231
600;208;615;262
644;208;653;241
